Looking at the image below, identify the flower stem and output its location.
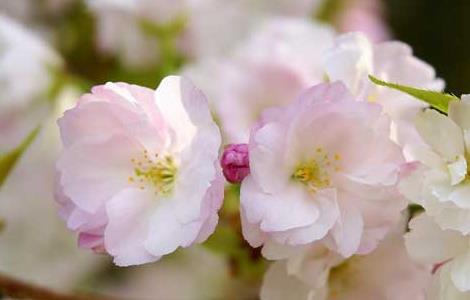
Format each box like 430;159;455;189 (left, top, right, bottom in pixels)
0;272;122;300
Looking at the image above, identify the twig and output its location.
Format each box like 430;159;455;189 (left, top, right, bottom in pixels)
0;272;123;300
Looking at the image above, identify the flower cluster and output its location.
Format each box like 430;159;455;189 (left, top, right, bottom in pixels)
43;9;463;300
2;1;469;299
403;95;470;298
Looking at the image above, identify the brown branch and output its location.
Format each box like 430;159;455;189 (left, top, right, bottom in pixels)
0;272;124;300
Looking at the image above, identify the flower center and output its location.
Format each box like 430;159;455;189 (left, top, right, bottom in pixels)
292;147;341;194
128;150;178;195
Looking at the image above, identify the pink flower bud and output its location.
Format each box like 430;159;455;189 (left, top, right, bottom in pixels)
221;143;250;184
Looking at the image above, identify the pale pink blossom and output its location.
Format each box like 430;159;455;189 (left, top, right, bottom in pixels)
240;82;407;258
56;76;223;266
261;232;431;300
186;17;335;143
336;0;391;42
323;32;444;156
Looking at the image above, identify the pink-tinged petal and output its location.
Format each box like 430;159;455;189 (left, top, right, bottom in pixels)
78;232;105;253
59;83;165;149
57;134;139;213
249;122;291;194
240;207;266;248
155;76;220;153
327;200;364;258
372;41;444;119
270;190;339;245
169;154;221;223
241;176;321;232
217;62;310;143
194;170;225;243
104;188;159;267
144;202;202;256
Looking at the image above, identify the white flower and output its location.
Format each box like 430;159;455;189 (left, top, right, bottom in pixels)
405;214;470;299
0;14;62;151
400;96;470;234
0;14;61;110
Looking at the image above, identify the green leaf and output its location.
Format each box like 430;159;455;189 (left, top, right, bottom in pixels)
369;75;459;113
0;127;41;187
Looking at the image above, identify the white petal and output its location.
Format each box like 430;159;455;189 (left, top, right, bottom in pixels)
328;200;364;257
431;264;470;300
449;182;470;209
451;253;470;292
144;201;202;256
240;176;321;232
449;98;470;130
447;155;467;185
249;121;291;194
405;214;467;265
399;164;426;205
323;32;373;95
104;189;159;266
415;109;464;162
155;75;219;154
260;261;313;300
240;207;265;248
57;135;139;213
270;191;339;245
261;239;307;261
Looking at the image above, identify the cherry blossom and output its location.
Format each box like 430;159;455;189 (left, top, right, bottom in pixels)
323;32;444;155
56;76;223;266
406;214;470;300
400;96;470;234
240;82;406;258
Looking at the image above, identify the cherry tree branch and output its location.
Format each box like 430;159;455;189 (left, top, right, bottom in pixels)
0;272;123;300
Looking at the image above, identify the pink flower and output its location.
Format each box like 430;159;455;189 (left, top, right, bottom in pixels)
220;143;250;184
322;32;444;157
56;76;223;266
185;17;335;143
240;82;406;258
336;0;391;42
